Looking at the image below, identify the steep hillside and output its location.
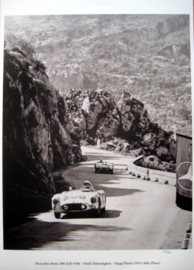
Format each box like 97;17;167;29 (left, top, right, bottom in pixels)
3;40;83;194
4;15;192;136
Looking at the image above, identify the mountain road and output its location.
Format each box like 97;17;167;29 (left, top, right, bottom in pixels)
4;147;191;250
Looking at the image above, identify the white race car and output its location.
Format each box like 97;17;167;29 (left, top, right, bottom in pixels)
51;181;106;219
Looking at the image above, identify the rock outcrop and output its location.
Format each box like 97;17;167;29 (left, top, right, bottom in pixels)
134;155;176;173
66;88;119;144
3;41;83;193
117;91;176;162
66;88;176;163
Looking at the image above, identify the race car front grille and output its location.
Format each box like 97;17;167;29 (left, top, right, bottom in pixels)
67;203;87;210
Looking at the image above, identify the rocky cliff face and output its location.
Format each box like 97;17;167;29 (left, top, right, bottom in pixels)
3;41;83;193
66;88;119;143
117;91;176;162
66;88;176;163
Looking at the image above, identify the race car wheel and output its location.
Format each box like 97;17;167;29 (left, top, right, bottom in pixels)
95;168;98;173
54;212;61;219
101;206;106;213
96;199;101;216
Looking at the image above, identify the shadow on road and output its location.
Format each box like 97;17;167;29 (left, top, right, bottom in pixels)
61;166;144;197
4;219;131;250
99;186;143;197
62;209;122;219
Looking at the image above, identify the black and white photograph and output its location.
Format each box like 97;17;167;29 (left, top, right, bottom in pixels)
0;0;193;269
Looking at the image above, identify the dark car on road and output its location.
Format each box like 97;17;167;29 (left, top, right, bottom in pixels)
94;160;114;174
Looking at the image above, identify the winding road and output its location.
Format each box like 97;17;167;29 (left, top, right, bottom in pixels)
4;147;191;250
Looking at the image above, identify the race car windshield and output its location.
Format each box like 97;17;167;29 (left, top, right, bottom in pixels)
81;188;92;192
81;185;95;192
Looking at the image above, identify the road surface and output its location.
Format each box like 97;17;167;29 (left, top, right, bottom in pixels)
4;147;191;250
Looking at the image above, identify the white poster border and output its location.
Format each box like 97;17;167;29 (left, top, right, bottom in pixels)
0;1;193;270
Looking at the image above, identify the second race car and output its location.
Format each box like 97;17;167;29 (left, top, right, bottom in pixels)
94;159;114;174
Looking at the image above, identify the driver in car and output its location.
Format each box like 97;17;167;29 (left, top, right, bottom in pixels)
81;180;95;191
